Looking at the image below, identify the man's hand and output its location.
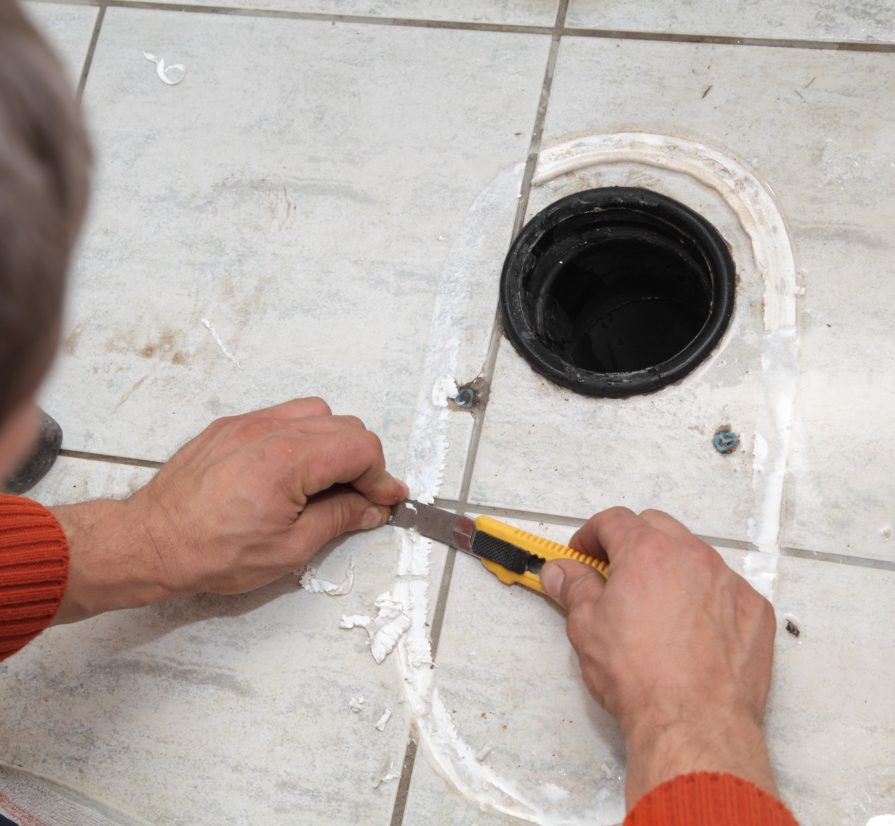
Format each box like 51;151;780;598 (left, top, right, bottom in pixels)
52;398;407;623
539;507;778;808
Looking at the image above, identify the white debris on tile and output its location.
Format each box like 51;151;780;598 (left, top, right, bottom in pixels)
142;51;186;86
339;591;411;664
348;696;365;713
867;817;895;826
300;558;355;596
200;318;240;367
374;709;392;732
371;756;399;789
431;377;459;408
475;746;491;762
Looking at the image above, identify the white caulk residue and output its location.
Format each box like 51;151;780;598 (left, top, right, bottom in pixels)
142;52;186;86
535;133;800;601
201;318;240;367
431;377;459;408
300;558;354;595
374;708;392;732
348;696;364;713
867;817;895;826
339;592;411;664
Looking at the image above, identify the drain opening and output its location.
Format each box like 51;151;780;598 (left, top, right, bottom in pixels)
500;187;736;397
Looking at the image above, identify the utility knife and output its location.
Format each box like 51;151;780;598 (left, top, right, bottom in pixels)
389;500;608;595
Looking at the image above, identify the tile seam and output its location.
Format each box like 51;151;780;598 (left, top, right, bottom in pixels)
76;4;105;100
436;499;895;571
29;0;895;50
563;26;895;53
37;0;555;35
389;6;567;820
455;0;568;508
58;448;164;470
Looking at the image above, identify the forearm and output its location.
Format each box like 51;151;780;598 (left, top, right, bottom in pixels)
624;713;777;809
50;498;175;624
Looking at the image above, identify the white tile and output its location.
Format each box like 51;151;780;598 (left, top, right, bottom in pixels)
402;518;627;825
768;554;895;824
22;2;97;87
146;0;558;26
566;0;895;43
26;456;156;505
470;37;895;552
0;523;416;824
44;10;549;500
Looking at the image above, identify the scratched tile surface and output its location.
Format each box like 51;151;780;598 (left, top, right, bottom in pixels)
22;1;97;85
566;0;895;42
40;7;548;500
470;36;895;557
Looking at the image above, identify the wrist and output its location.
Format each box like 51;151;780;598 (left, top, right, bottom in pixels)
623;708;777;809
51;497;178;624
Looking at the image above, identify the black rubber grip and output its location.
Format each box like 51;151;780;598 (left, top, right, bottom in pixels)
471;530;531;574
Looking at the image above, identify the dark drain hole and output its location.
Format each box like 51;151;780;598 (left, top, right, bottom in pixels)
500;187;736;397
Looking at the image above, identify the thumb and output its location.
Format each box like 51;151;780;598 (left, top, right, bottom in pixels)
540;559;606;611
296;489;390;554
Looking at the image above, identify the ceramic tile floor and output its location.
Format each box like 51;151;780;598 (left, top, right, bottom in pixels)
5;1;895;824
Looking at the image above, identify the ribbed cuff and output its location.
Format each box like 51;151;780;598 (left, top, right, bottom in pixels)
626;772;799;826
0;494;69;661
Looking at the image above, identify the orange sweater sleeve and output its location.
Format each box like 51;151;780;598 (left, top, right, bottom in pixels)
0;494;69;661
626;772;798;826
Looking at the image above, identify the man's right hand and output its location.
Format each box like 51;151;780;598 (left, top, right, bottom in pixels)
539;507;778;809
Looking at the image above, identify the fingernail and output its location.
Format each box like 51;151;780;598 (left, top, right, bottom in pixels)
362;507;385;529
540;563;564;599
395;480;410;501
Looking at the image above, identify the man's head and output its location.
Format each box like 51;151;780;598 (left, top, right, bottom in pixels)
0;2;91;479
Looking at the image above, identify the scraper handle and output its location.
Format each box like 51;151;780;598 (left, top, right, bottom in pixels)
472;515;609;595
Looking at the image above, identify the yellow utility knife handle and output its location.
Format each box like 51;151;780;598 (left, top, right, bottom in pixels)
473;515;609;595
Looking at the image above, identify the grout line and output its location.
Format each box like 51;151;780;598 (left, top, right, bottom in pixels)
58;448;164;470
562;26;895;53
388;9;568;818
779;545;895;571
76;4;105;101
441;499;895;572
387;738;418;826
455;0;568;507
39;0;554;35
32;0;895;51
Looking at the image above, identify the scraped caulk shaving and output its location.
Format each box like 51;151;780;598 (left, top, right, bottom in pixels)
339;591;411;664
300;558;354;596
374;708;392;732
142;52;186;86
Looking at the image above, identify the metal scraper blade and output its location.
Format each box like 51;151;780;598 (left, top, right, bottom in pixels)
388;500;475;552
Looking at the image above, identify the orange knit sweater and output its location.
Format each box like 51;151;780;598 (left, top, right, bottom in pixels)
626;771;798;825
0;497;798;825
0;494;69;661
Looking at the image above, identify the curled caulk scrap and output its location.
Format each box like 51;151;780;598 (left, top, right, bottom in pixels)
143;51;186;86
339;592;410;664
300;558;355;595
